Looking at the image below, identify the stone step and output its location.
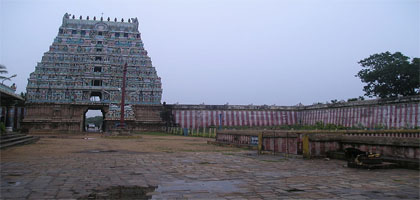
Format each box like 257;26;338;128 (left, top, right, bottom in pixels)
0;136;40;149
0;135;33;145
0;134;26;140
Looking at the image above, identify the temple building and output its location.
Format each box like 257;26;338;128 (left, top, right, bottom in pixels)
23;13;164;133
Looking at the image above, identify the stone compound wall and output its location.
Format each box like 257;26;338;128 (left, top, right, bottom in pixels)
300;96;419;129
170;96;420;129
170;104;297;129
215;130;420;160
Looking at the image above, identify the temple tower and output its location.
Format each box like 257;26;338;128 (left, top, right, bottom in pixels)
23;13;164;133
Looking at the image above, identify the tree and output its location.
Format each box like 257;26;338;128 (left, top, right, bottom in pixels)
356;52;420;98
85;116;103;127
0;64;8;80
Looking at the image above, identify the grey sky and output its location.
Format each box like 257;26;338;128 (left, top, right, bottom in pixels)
1;0;419;107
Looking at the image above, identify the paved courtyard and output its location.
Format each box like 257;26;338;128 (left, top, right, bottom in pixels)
1;133;419;199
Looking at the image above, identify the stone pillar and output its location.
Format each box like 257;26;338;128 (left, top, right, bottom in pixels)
14;107;18;130
1;107;5;125
19;107;25;129
5;106;15;132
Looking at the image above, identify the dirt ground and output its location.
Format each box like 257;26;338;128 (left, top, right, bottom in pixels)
1;133;241;161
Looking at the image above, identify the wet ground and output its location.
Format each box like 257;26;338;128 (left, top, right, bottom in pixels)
1;133;419;199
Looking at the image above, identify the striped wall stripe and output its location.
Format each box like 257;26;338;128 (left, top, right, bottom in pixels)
171;103;419;129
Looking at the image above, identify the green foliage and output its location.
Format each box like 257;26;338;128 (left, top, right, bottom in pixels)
85;116;103;127
347;98;358;102
134;132;172;136
356;52;419;98
373;124;386;130
0;122;5;134
0;64;8;80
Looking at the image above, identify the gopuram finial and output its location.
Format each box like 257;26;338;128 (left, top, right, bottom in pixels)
121;18;124;22
132;17;139;29
107;17;110;21
72;15;75;19
128;18;131;23
114;17;117;22
79;15;82;20
101;16;103;21
87;16;89;20
63;13;69;24
93;16;96;20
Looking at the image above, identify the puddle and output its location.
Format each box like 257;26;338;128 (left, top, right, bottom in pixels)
198;161;216;165
83;138;96;140
78;181;243;199
75;150;149;155
286;188;304;192
78;185;157;200
156;180;244;194
76;150;118;154
7;181;21;186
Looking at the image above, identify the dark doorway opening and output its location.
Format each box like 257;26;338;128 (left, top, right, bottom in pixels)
84;108;105;132
90;91;102;101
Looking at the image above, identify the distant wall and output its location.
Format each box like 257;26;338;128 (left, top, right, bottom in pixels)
170;104;297;129
300;96;420;129
169;96;420;129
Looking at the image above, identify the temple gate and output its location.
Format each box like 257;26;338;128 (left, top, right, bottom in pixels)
23;13;164;133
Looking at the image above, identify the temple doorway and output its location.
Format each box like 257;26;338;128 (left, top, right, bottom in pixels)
84;108;105;132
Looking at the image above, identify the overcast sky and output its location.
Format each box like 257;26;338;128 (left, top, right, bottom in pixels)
1;0;419;107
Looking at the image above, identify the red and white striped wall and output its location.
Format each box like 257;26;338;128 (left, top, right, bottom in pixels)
171;102;420;129
172;110;298;128
300;103;420;129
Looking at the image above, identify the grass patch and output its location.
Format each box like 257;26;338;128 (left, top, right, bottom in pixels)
179;148;243;153
134;132;173;136
156;147;174;153
104;136;142;139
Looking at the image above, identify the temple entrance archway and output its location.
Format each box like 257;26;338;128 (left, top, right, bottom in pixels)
83;107;106;132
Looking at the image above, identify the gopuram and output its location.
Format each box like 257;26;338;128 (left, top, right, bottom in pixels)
23;13;163;133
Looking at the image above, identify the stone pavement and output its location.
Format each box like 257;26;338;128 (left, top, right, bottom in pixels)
1;134;419;199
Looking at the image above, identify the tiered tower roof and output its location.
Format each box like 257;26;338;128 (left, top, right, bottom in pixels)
27;13;162;105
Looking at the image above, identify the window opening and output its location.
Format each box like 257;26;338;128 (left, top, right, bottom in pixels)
94;67;102;72
92;80;102;86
